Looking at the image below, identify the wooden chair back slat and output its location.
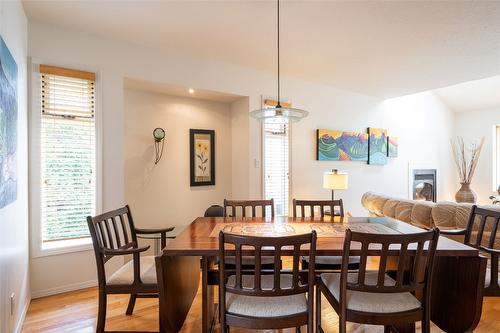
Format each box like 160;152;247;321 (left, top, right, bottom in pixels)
377;243;389;286
489;217;500;249
111;216;122;248
396;243;408;287
292;244;300;288
357;242;368;285
292;199;344;218
103;219;114;249
475;215;488;248
254;246;262;290
119;214;129;244
235;244;242;289
342;228;439;294
410;241;425;284
223;199;275;218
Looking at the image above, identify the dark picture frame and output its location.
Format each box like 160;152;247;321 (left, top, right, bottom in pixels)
190;129;215;186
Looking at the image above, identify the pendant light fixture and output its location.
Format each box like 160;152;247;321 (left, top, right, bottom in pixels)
250;0;308;124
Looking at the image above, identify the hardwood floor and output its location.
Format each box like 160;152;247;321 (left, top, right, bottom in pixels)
22;280;500;333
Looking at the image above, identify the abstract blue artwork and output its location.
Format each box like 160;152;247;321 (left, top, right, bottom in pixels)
0;36;18;209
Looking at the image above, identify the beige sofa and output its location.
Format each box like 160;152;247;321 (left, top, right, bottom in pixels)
361;192;500;244
361;192;475;230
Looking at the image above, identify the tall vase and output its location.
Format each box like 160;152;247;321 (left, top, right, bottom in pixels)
455;183;477;203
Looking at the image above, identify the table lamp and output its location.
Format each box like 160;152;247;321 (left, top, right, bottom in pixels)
323;169;348;200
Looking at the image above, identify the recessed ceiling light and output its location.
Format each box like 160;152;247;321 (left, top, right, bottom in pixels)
188;88;195;94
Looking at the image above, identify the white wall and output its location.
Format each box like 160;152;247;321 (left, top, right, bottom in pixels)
454;108;500;204
230;97;250;199
291;91;455;215
124;89;232;227
0;1;30;332
28;21;457;294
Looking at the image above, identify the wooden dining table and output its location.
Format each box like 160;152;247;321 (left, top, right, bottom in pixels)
158;216;486;333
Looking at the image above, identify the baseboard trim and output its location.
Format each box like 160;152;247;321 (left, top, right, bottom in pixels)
31;279;97;299
14;295;30;333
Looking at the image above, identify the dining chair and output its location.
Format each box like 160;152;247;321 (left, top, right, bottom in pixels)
224;198;275;218
293;199;344;218
316;227;440;333
441;205;500;296
219;230;317;333
223;198;277;268
293;199;358;271
204;204;224;217
87;205;175;333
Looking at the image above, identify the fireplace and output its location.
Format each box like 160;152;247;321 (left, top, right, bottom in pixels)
411;169;437;202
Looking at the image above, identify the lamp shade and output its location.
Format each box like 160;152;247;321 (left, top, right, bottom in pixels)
323;170;348;190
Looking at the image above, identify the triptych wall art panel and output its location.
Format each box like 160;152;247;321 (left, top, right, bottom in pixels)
317;129;368;161
0;36;18;209
387;136;399;158
316;127;398;165
367;127;387;165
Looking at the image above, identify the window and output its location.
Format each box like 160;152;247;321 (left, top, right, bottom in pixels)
39;65;96;244
262;100;290;216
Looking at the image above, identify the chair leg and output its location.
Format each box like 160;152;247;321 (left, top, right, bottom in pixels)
384;326;391;333
421;318;430;333
96;291;107;333
339;316;347;333
316;284;322;332
126;293;137;315
296;326;301;333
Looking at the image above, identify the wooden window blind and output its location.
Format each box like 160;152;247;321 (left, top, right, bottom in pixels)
40;65;96;242
263;103;290;216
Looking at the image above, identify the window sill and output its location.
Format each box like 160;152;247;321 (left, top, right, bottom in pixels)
32;237;93;258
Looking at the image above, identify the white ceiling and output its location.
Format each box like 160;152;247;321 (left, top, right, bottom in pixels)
22;0;500;98
124;78;244;103
434;75;500;112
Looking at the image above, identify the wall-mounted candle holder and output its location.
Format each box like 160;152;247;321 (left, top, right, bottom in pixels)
153;128;165;164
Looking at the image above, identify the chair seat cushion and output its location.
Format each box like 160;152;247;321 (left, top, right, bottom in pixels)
226;274;307;317
224;256;275;266
321;271;421;313
303;256;360;266
107;256;156;285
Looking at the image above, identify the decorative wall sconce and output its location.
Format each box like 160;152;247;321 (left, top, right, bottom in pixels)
153;128;165;164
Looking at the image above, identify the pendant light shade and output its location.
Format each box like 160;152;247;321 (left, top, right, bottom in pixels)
250;106;308;124
251;0;308;123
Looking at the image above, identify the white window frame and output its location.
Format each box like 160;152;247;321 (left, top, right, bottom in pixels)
29;58;103;258
261;97;292;217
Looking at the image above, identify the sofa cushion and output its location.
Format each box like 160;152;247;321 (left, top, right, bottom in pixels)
361;192;373;209
372;195;390;216
395;201;414;223
432;201;458;228
362;192;391;216
410;201;434;228
382;199;399;218
455;203;474;229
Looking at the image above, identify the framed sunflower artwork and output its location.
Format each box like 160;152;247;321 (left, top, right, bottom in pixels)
190;129;215;186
